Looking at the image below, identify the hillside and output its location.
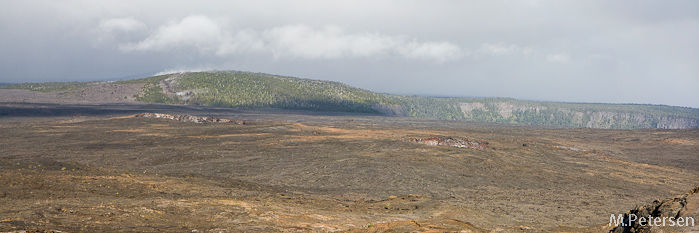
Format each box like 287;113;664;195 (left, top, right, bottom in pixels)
3;70;699;129
125;71;400;112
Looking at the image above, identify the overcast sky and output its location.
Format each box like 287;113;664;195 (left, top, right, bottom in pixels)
1;1;698;108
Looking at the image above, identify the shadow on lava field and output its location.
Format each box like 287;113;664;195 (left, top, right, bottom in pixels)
1;107;698;232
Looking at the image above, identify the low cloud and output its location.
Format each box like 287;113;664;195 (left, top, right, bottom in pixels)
399;41;464;62
94;17;148;47
260;25;462;62
119;15;224;53
477;43;571;63
99;17;148;33
153;67;214;76
115;15;463;62
478;43;536;56
546;54;570;63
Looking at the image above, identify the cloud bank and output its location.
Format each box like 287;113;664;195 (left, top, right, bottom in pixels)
2;1;697;108
117;15;463;62
99;17;148;33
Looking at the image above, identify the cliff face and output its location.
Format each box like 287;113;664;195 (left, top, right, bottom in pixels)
657;117;699;129
457;102;699;129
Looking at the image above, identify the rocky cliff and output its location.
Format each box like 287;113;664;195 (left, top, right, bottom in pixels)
457;101;699;129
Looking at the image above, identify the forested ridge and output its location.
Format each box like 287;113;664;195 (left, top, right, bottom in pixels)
4;70;698;129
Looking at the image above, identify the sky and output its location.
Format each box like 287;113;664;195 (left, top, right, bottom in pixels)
1;1;698;108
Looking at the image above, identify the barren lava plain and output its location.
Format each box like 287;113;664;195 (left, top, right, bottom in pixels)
1;102;698;232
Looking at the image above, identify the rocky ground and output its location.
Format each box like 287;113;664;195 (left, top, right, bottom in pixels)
610;186;699;233
0;83;143;104
0;100;698;232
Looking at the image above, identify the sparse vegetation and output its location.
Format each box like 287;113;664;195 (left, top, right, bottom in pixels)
134;85;177;104
0;81;95;92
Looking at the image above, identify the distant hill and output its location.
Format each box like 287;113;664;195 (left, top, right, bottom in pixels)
3;71;699;129
0;81;94;92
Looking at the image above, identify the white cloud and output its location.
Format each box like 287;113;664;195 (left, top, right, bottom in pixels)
117;15;463;62
546;54;570;63
120;15;224;53
399;41;464;62
261;24;462;61
99;17;148;33
153;67;214;76
262;25;379;59
216;29;266;55
476;43;572;63
94;17;148;47
478;43;536;56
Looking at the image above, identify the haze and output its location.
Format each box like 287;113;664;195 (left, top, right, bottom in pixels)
1;0;697;108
